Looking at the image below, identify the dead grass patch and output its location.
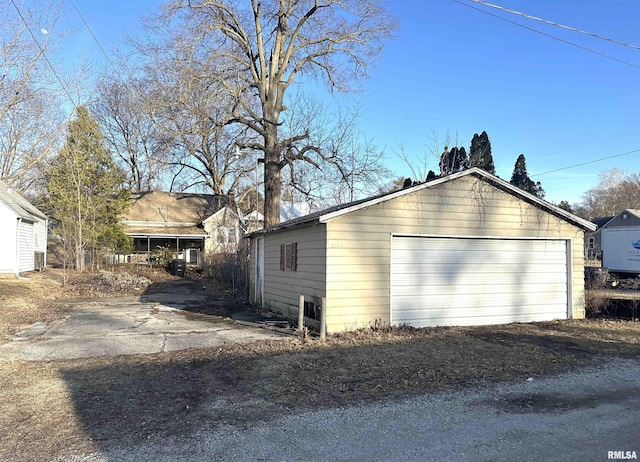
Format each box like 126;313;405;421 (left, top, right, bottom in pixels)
2;269;640;460
3;320;640;461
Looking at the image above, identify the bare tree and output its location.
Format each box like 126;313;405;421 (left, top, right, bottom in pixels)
279;94;391;206
579;168;640;219
158;0;397;226
123;24;261;196
93;76;170;192
0;0;66;191
394;130;458;183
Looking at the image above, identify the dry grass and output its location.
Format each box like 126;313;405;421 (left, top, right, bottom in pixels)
1;269;640;461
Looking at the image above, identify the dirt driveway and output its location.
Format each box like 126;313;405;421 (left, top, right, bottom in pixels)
0;279;286;361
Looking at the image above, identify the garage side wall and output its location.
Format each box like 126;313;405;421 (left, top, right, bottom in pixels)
324;176;587;333
250;224;327;320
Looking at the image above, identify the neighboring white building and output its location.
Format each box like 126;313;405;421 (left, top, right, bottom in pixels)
0;180;48;275
280;201;318;222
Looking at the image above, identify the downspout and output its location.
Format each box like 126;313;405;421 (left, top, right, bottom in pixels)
15;217;22;277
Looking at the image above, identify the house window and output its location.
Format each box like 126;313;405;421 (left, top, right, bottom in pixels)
280;243;297;271
215;227;236;246
588;237;595;249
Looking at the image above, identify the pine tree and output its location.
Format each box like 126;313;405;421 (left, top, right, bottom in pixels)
509;154;545;199
557;200;573;213
469;131;495;175
439;146;469;176
45;106;132;271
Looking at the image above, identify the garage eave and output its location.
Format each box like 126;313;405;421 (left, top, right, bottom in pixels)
318;168;597;232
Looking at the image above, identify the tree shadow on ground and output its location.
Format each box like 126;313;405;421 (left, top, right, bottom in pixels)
58;321;640;456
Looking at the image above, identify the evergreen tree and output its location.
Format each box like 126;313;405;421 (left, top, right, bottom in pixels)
469;131;495;175
509;154;545;199
439;146;469;176
45;106;132;271
557;200;573;213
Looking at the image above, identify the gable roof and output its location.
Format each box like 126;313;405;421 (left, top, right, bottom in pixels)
591;216;615;230
202;205;240;224
601;209;640;229
0;180;47;222
124;191;224;225
249;168;596;236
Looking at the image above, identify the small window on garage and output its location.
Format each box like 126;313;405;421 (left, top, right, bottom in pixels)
280;243;297;271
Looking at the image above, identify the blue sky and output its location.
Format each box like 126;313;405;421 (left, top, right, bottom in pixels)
64;0;640;205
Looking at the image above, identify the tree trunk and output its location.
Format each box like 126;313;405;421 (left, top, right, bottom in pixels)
263;124;281;228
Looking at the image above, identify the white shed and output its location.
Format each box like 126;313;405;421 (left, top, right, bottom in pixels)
0;180;48;275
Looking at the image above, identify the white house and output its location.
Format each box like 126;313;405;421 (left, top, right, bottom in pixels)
0;180;48;275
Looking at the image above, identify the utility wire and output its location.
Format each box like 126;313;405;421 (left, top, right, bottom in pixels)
470;0;640;51
10;0;77;108
452;0;640;70
532;149;640;177
68;0;120;72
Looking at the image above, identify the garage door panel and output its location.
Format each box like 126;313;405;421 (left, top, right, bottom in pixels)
395;262;567;273
393;284;568;299
399;310;568;327
393;290;567;309
391;236;569;327
396;304;569;325
394;271;567;287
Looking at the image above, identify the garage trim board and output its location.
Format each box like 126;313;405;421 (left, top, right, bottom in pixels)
390;234;572;328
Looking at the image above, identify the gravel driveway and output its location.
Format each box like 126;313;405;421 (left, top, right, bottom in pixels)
55;358;640;462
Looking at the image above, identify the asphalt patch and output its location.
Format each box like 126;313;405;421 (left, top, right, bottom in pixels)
491;386;640;414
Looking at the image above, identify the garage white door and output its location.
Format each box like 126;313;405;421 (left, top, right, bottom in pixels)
391;236;569;327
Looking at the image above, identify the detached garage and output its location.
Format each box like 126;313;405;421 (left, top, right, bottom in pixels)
248;168;596;333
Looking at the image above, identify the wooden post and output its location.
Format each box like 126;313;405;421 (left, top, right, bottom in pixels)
298;295;305;332
320;297;327;342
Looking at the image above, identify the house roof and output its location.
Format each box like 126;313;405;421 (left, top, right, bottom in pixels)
622;209;640;219
202;205;239;224
248;168;597;236
125;225;208;238
124;191;224;225
600;209;640;229
0;179;47;222
591;216;615;229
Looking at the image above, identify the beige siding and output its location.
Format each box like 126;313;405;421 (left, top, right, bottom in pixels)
249;224;327;320
324;176;587;332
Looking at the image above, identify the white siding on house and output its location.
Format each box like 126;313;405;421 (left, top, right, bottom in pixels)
17;220;35;273
0;203;17;273
203;207;242;255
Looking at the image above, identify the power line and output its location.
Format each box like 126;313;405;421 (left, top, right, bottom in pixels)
452;0;640;70
532;149;640;177
68;0;119;72
470;0;640;52
10;0;77;108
